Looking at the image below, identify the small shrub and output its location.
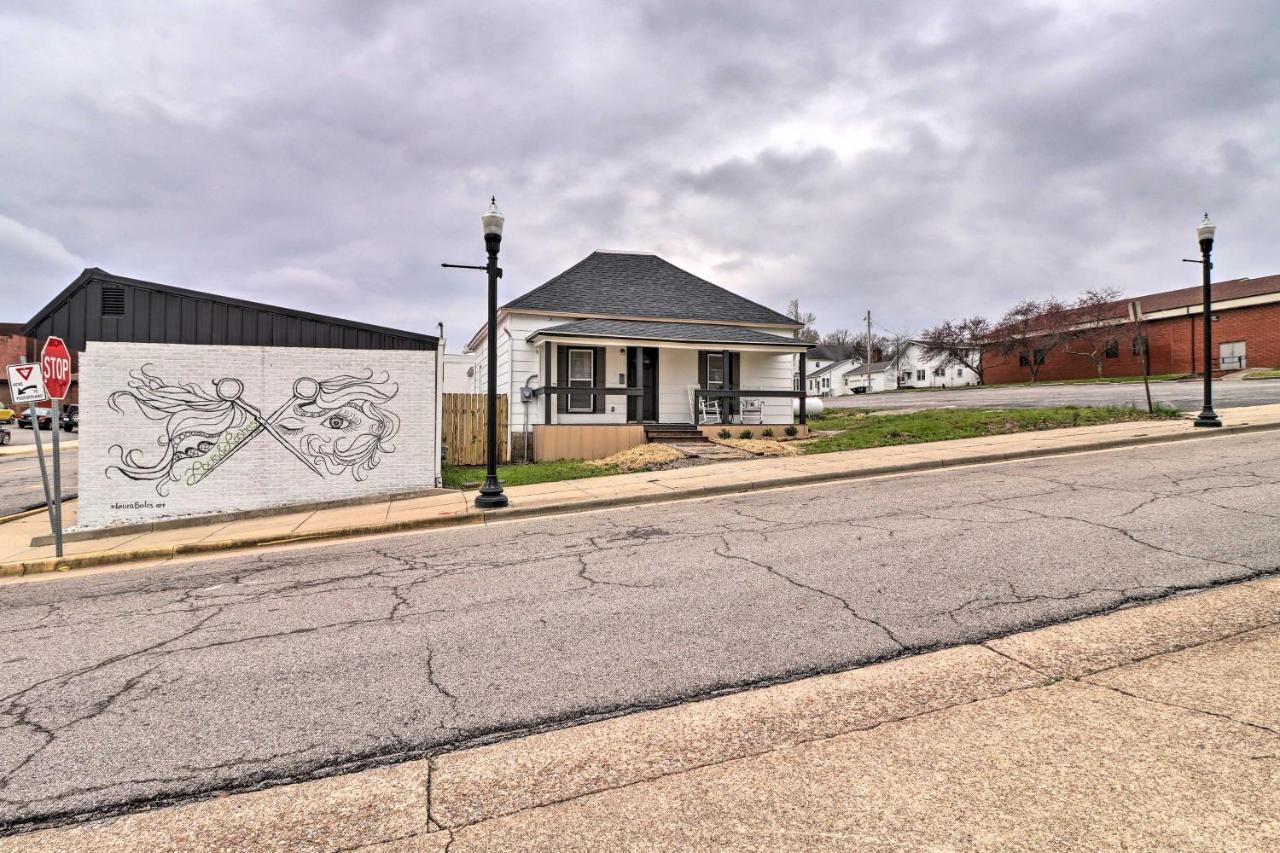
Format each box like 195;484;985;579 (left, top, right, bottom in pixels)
717;428;732;439
784;425;798;437
761;428;774;437
739;429;753;439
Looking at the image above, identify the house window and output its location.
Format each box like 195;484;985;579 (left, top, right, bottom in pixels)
933;367;945;377
1131;336;1147;356
1104;339;1119;358
1019;354;1030;367
901;371;911;383
916;369;925;381
706;353;725;388
567;348;594;412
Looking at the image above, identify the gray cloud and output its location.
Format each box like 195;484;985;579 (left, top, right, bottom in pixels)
2;0;1277;347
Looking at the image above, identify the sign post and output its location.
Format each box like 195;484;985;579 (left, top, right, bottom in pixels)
1128;301;1153;415
6;361;56;533
41;337;73;559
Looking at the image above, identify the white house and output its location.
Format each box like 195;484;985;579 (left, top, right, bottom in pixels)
465;250;814;461
838;360;896;394
805;359;854;397
891;341;981;389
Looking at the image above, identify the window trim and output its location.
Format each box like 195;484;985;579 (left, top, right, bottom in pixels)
566;347;595;413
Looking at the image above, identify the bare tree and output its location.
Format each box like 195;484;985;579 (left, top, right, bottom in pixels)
993;298;1069;382
1062;287;1123;378
918;316;994;384
787;299;819;343
818;328;890;362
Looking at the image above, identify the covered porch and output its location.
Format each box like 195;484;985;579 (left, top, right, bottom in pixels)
524;320;812;461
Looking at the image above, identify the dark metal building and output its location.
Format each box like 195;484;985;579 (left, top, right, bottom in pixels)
23;268;438;352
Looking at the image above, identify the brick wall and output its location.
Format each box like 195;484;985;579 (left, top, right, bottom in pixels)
983;302;1280;384
79;343;438;529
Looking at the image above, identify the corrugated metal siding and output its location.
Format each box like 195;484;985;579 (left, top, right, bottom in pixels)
26;273;436;352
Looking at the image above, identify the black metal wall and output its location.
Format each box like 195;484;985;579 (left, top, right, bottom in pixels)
23;271;437;352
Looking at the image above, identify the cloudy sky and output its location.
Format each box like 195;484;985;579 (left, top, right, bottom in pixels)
3;1;1277;348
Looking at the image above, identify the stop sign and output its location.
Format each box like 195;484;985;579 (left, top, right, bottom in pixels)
41;336;72;401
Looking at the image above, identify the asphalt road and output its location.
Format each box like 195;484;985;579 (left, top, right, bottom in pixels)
827;377;1280;412
2;431;1279;833
0;447;77;519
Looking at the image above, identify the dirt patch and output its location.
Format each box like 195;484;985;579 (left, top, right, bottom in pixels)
713;438;799;457
587;443;688;473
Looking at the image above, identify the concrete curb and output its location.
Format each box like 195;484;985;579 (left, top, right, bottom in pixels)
0;440;78;458
8;575;1278;851
4;418;1277;578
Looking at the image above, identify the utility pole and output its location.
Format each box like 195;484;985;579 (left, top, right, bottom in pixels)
865;310;873;393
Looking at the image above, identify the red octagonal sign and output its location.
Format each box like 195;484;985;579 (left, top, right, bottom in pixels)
41;336;72;401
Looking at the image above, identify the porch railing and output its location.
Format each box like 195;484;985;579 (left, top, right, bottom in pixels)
531;385;810;425
694;388;809;425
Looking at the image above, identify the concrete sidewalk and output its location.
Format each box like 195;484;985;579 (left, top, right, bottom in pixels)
6;574;1277;851
4;403;1280;576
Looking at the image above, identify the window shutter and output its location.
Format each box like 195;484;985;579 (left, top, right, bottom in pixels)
698;351;708;388
728;352;740;389
557;346;569;414
592;347;606;413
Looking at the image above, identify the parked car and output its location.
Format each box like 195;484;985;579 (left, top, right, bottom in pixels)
17;406;54;430
61;404;79;433
0;407;14;424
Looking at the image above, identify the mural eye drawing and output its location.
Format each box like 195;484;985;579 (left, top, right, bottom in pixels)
106;366;400;493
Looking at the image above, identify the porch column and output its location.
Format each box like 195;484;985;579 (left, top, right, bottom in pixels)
543;341;553;425
798;350;808;425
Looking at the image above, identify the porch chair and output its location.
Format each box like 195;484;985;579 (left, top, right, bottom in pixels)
740;398;764;425
690;385;722;425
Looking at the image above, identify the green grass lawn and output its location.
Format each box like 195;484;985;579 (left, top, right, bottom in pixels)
442;459;620;490
1243;369;1280;380
801;404;1183;454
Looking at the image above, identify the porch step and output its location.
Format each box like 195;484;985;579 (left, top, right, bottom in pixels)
644;424;710;444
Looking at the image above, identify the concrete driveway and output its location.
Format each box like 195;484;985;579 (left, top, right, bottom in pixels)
826;377;1280;412
1;431;1278;833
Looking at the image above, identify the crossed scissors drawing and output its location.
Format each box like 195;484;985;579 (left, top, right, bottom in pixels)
107;366;401;496
190;377;328;484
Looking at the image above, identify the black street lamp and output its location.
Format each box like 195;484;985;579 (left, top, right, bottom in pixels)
443;198;510;508
1187;213;1221;428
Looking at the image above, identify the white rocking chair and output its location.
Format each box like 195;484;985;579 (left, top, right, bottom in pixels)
690;385;722;425
740;398;764;425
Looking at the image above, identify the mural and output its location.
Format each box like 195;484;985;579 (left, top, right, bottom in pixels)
106;366;401;495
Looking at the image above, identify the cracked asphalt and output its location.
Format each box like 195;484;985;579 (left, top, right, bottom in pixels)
2;431;1279;834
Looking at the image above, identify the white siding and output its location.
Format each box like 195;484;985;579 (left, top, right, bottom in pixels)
658;348;699;423
741;350;796;421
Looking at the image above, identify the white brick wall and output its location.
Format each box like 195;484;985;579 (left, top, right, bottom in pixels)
79;343;438;529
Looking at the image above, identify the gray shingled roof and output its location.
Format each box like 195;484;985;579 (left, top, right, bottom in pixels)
528;318;809;348
505;251;798;326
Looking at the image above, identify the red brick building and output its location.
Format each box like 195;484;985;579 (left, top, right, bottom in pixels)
983;274;1280;384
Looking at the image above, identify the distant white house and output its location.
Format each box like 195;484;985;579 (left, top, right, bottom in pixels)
805;358;854;397
807;341;981;397
891;341;980;389
838;360;895;394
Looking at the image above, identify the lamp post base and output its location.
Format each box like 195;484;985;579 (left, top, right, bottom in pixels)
474;476;509;509
1193;409;1222;428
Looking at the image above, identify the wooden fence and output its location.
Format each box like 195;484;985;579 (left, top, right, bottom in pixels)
442;393;508;465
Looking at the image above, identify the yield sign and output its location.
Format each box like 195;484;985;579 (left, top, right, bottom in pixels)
6;363;48;404
41;337;72;400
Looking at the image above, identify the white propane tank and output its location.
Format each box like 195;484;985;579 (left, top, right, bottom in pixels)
793;397;824;418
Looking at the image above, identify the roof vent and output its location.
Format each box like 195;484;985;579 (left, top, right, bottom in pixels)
102;286;126;316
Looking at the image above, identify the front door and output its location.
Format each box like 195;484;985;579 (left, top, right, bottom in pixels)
627;347;660;422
